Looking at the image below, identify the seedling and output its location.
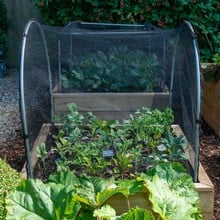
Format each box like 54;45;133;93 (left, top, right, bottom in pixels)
35;104;189;179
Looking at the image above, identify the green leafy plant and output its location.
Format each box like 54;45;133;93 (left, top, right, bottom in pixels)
160;131;188;161
138;162;202;220
212;53;220;64
6;178;80;219
5;162;202;219
118;208;155;220
62;47;161;92
0;159;22;219
31;0;219;62
37;103;188;179
93;205;116;220
201;62;220;83
36;143;48;169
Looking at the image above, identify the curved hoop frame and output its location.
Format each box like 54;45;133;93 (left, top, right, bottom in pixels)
19;20;53;178
19;20;201;181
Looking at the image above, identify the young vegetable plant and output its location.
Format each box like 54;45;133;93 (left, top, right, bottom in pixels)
37;103;189;180
36;143;48;169
61;46;162;92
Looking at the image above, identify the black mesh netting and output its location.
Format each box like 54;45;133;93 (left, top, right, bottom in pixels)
20;21;200;180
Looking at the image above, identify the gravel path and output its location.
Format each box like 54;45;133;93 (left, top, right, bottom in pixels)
0;69;22;144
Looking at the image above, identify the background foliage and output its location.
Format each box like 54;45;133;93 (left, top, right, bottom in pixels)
0;0;8;51
31;0;219;62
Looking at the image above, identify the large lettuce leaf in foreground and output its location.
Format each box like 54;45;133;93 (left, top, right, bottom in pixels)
118;208;155;220
49;172;142;210
5;162;202;220
5;172;139;220
5;178;80;220
139;162;202;220
93;207;155;220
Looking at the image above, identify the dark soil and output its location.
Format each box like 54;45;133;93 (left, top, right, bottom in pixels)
200;121;220;220
0;120;219;219
0;131;25;171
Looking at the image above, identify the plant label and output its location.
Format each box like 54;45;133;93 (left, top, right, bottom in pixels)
102;150;114;158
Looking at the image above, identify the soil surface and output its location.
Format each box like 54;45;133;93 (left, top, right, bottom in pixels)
200;121;220;220
0;120;219;219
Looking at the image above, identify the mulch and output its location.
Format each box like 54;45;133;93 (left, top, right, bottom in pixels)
0;120;219;219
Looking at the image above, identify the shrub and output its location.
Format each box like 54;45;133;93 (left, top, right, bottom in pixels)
31;0;219;62
0;159;22;219
0;0;8;51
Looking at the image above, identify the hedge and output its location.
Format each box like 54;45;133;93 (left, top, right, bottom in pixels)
0;0;8;51
31;0;219;61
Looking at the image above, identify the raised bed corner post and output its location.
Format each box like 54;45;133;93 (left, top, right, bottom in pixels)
184;21;201;182
19;20;53;178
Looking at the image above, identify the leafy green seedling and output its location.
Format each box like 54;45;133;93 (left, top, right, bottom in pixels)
36;143;48;169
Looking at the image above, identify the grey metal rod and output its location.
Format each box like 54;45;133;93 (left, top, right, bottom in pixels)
20;19;52;177
20;20;35;178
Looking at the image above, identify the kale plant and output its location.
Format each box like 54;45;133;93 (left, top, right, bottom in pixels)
61;46;162;92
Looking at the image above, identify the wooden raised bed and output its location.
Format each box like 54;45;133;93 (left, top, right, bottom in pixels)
52;85;170;120
21;123;214;220
202;80;220;136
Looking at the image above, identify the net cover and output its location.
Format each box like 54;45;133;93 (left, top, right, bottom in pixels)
20;21;201;180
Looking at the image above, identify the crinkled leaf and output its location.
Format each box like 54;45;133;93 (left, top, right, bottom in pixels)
6;179;80;220
96;187;128;208
76;176;127;208
48;170;79;187
147;177;200;220
139;162;202;220
117;179;143;195
119;207;155;220
144;162;189;182
93;205;116;219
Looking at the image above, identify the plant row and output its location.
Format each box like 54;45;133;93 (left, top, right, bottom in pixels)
36;104;188;180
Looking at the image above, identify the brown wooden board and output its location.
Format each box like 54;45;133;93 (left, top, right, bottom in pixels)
52;91;170;120
202;81;220;136
21;123;51;179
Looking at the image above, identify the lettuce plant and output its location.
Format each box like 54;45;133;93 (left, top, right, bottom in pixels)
5;162;202;220
138;162;202;220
